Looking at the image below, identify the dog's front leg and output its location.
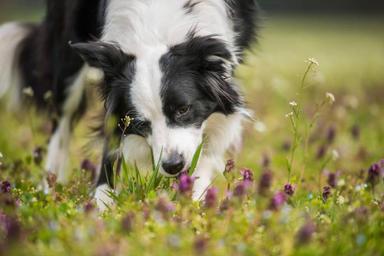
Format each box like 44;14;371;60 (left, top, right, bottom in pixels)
192;155;224;200
192;112;245;200
94;134;121;211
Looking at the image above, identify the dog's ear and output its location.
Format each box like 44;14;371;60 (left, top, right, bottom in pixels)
196;37;242;114
70;41;129;76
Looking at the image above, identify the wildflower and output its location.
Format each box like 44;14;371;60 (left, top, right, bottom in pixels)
22;87;34;97
0;213;21;241
322;186;332;201
204;187;218;209
233;182;247;198
1;181;11;193
178;172;195;195
33;147;44;165
331;149;340;161
367;163;381;186
81;159;97;180
269;191;287;210
84;201;95;214
327;172;338;188
282;140;291;152
254;120;267;133
326;125;336;144
285;112;294;118
326;92;336;104
261;154;270;168
258;170;273;195
241;168;253;182
351;125;360;140
307;58;320;66
224;159;235;174
194;236;208;254
296;220;316;244
316;145;327;160
284;184;295;196
155;197;175;215
289;101;298;107
121;212;135;233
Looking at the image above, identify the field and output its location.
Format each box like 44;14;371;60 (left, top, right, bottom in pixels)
1;14;384;255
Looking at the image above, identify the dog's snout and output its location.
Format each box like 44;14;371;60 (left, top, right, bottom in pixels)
162;152;185;175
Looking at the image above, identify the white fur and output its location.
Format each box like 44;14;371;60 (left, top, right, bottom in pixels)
45;67;88;184
0;22;31;109
94;184;115;211
192;111;245;199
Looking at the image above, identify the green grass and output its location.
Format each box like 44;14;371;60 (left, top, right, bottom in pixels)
1;15;384;255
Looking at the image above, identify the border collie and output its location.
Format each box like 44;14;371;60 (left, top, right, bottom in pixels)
0;0;259;209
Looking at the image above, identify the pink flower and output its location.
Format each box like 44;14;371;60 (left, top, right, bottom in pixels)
269;191;286;210
178;172;195;194
284;183;295;196
241;168;254;182
204;187;218;208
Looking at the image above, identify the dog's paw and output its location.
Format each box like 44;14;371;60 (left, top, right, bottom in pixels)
94;184;115;212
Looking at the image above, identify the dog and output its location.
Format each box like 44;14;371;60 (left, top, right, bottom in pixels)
0;0;259;209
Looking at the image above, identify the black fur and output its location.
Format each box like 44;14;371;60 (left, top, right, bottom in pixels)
18;0;105;118
226;0;260;55
160;35;242;128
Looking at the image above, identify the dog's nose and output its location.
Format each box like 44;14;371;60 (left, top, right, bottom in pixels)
162;153;185;175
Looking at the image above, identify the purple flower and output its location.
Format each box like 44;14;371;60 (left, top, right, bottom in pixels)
284;183;295;196
269;191;286;210
322;186;332;201
326;125;336;144
155;197;175;215
282;140;291;152
258;170;273;195
1;181;11;193
84;201;95;214
33;147;44;165
81;159;97;180
241;168;254;182
233;181;251;198
121;212;135;233
351;125;360;140
194;236;208;254
224;159;235;174
0;213;21;241
296;220;316;244
367;163;381;185
327;172;338;188
178;172;195;194
261;154;271;168
316;145;327;160
204;187;218;209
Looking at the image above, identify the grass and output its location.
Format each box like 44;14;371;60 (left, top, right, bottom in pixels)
1;14;384;255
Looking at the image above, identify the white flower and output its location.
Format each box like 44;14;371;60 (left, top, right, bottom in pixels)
326;92;336;104
285;112;294;118
289;101;298;107
307;58;320;66
0;152;3;158
22;87;34;97
336;195;345;205
254;121;267;133
332;149;340;160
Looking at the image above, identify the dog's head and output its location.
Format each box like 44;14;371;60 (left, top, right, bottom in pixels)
72;35;242;176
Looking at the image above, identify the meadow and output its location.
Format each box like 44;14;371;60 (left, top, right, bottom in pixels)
1;14;384;255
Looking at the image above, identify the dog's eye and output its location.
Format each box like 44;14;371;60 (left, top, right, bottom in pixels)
175;105;191;118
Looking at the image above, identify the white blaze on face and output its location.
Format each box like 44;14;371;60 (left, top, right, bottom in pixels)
128;47;203;174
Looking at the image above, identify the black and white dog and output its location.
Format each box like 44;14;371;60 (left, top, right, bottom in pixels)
0;0;259;209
